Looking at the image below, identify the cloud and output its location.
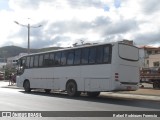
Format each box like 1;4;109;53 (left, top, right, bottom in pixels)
31;39;53;48
134;32;160;45
0;0;160;49
48;20;92;34
104;19;139;35
66;0;105;9
9;0;37;11
89;17;138;39
93;16;111;27
140;0;160;14
9;0;44;10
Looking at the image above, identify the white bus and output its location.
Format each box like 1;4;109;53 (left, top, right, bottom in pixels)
16;41;139;97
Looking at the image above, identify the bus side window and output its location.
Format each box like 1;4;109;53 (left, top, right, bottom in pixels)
39;55;44;67
103;45;112;63
19;57;25;66
22;57;26;66
29;56;34;68
49;53;55;66
74;49;81;65
34;55;39;67
61;51;67;65
67;51;74;65
96;46;103;63
81;48;89;64
44;54;50;67
89;47;96;64
54;52;61;65
26;57;30;68
17;58;26;75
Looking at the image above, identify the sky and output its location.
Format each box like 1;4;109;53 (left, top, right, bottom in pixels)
0;0;160;49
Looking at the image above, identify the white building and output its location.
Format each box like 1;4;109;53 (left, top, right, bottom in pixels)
146;54;160;67
0;58;6;69
139;46;160;68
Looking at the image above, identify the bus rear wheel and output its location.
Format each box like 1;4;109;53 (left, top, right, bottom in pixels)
24;80;31;92
87;92;100;97
66;81;80;97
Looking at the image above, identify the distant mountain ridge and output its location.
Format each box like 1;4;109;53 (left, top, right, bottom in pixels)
0;46;63;58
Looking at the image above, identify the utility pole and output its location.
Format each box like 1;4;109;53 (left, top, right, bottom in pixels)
14;19;42;54
28;24;30;54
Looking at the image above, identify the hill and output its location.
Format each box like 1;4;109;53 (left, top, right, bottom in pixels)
0;46;63;58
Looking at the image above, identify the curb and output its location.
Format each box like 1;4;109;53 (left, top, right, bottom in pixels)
100;92;160;102
1;86;22;89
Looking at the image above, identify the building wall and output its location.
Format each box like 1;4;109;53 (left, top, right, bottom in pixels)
139;48;149;68
139;49;145;68
139;47;160;68
0;58;6;69
0;63;6;69
146;54;160;68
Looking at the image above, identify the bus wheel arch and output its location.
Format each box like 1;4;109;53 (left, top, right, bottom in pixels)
66;79;81;97
23;79;31;92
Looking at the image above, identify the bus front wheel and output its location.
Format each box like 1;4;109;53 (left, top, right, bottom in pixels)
66;81;80;97
24;80;31;92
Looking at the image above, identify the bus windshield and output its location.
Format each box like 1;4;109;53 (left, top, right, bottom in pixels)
118;43;139;61
17;57;26;75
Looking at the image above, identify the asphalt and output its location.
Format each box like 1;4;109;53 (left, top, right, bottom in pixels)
0;80;160;102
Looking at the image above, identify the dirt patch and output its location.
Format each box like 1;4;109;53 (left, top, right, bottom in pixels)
118;88;160;96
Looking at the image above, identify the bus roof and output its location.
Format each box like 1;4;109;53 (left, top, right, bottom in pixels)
18;41;134;58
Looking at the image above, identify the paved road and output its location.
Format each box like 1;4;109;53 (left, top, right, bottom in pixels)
0;82;160;120
0;87;159;111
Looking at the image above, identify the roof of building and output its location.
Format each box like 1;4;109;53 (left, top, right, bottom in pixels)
139;45;160;50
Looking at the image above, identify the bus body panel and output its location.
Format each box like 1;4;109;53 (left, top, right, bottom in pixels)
17;64;114;91
16;41;139;93
111;43;139;91
82;64;113;91
118;64;139;83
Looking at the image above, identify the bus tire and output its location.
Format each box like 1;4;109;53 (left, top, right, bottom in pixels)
66;81;80;97
87;92;100;97
23;80;31;92
44;89;51;93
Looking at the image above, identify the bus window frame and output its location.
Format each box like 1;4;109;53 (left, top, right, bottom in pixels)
21;44;113;69
74;49;81;65
66;50;74;65
33;55;39;68
38;54;44;67
118;43;139;62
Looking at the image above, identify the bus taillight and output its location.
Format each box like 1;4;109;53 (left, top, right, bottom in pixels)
115;73;119;81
